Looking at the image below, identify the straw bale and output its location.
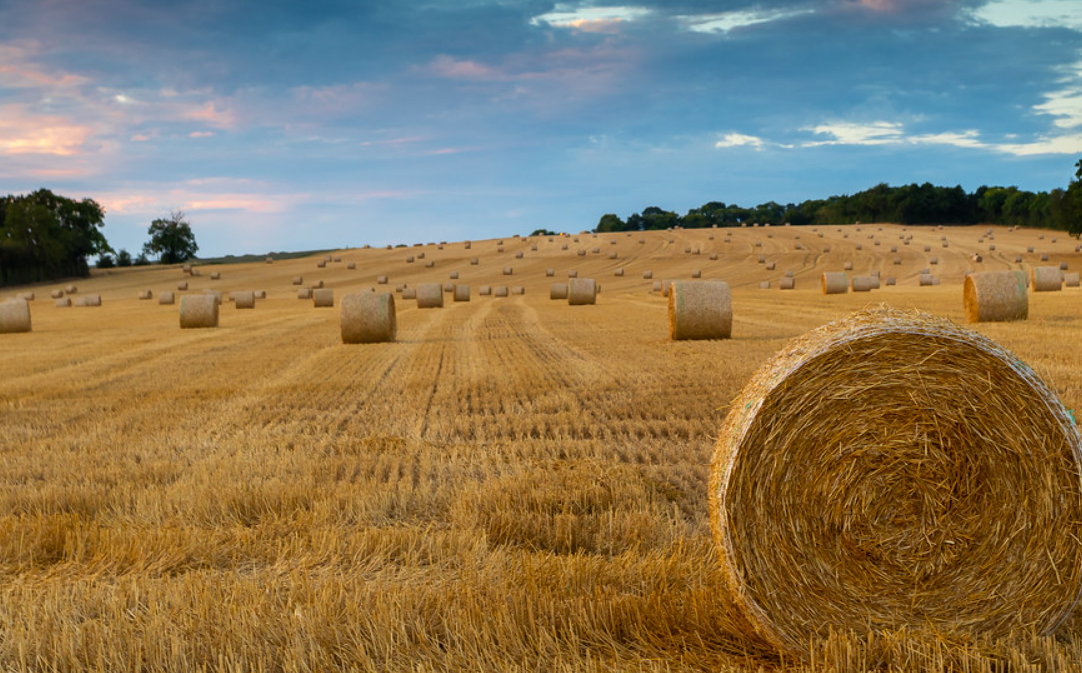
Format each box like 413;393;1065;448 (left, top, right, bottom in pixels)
568;270;578;278
710;306;1082;658
494;286;509;297
203;290;222;305
503;267;513;275
177;281;189;291
545;268;554;277
312;288;334;307
159;292;175;305
779;277;795;290
402;288;417;300
930;257;938;265
652;281;662;292
138;290;152;300
550;283;568;300
317;260;326;268
668;280;731;340
511;286;525;295
416;283;443;308
478;286;491;296
662;279;678;297
692;269;702;278
568;278;597;305
0;299;31;333
643;270;653;279
64;284;77;294
55;297;71;307
515;251;524;259
454;284;470;302
820;272;848;295
1041;253;1049;261
293;276;303;285
406;256;415;263
179;294;218;328
425;261;435;268
843;261;853;271
377;275;388;284
963;270;1027;323
765;262;776;271
234;291;255;309
50;289;63;299
449;271;459;280
210;271;221;280
340;292;396;344
919;273;936;286
885;277;896;286
759;281;770;289
442;283;454;294
1032;266;1063;292
1066;272;1080;287
79;295;101;307
297;288;312;299
1061;262;1069;271
852;275;876;292
614;268;624;276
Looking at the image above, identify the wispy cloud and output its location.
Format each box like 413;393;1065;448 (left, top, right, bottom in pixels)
679;7;817;34
530;5;653;32
797;118;1082;155
970;0;1082;30
715;132;765;149
803;121;905;145
0;105;93;155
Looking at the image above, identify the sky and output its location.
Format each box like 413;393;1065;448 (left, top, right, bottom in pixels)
2;0;1082;257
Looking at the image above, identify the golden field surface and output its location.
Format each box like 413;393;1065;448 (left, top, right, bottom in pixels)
3;223;1082;671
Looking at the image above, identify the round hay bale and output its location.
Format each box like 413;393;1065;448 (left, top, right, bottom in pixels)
210;271;221;280
964;270;1027;323
478;286;491;296
235;291;256;309
402;288;417;300
55;297;71;307
843;261;853;271
1066;272;1080;287
758;281;771;289
779;277;795;290
820;272;848;295
297;288;312;299
919;273;936;286
1032;266;1063;292
159;292;176;305
312;288;334;307
568;278;597;305
17;292;34;301
203;290;222;305
0;299;31;333
340;292;396;344
65;284;77;294
406;256;415;263
893;257;902;265
1041;253;1049;262
503;267;513;275
851;275;875;292
179;294;218;328
652;281;662;292
442;283;454;294
138;290;153;300
884;277;896;286
511;286;525;295
449;271;459;280
710;306;1082;658
568;270;578;278
643;270;653;279
50;289;64;299
376;275;388;284
469;257;479;265
177;281;189;291
255;290;266;299
668;280;731;340
424;261;435;268
1061;262;1070;271
765;262;776;271
550;283;568;300
317;260;326;268
416;283;443;308
494;286;509;297
80;295;101;307
292;276;303;285
930;257;939;265
453;284;470;302
614;268;624;277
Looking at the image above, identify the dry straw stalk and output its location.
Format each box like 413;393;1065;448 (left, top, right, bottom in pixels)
963;270;1027;323
668;280;731;340
340;291;396;344
710;306;1082;660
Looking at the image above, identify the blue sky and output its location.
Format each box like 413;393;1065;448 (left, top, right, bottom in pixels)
2;0;1082;257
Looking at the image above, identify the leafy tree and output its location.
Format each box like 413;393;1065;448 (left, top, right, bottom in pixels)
0;189;108;286
143;210;198;264
529;228;558;236
134;251;150;266
96;253;115;269
116;249;132;267
595;214;625;232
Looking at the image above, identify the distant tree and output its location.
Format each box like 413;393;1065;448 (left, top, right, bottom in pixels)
594;214;625;233
530;228;558;236
143;210;198;264
134;251;150;266
0;188;109;286
96;253;115;269
116;249;132;267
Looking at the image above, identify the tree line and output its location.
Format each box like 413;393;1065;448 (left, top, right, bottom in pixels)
596;163;1082;235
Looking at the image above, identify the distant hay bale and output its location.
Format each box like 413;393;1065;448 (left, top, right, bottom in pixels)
652;281;662;292
333;257;342;263
1041;253;1049;261
454;284;470;302
0;299;31;333
138;290;152;300
255;290;266;299
643;270;653;279
210;271;221;280
843;261;853;271
515;251;524;259
312;288;334;307
964;270;1027;323
662;279;678;297
377;275;388;284
1032;266;1063;292
313;280;324;289
159;292;175;305
424;261;435;268
766;262;776;271
1015;255;1024;263
614;268;624;276
759;281;771;289
494;286;509;297
1061;262;1069;271
347;262;356;269
177;281;189;291
203;290;222;305
317;260;326;268
80;295;102;307
779;277;795;290
568;278;597;305
293;276;303;285
179;294;218;329
235;291;255;309
820;272;848;295
55;297;71;307
1066;272;1080;287
668;280;731;340
340;292;396;344
298;288;312;299
442;283;454;293
402;288;417;300
972;254;983;263
18;292;34;301
182;264;192;274
449;271;459;280
577;250;586;256
930;257;939;265
470;257;479;265
919;273;936;286
503;267;513;275
851;276;875;292
50;289;64;299
691;269;702;279
406;256;415;263
478;286;491;296
65;284;77;294
511;286;525;295
568;270;578;278
266;257;274;264
885;277;896;286
550;283;568;300
709;252;718;261
416;283;443;308
710;306;1082;658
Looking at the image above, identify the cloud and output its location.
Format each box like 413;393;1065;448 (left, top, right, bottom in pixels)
969;0;1082;30
530;5;653;32
715;132;765;148
0;105;93;155
803;121;905;145
679;6;817;33
1032;59;1082;129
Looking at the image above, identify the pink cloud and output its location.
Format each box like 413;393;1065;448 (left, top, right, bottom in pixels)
184;101;236;129
0;105;93;156
429;55;501;80
0;44;88;89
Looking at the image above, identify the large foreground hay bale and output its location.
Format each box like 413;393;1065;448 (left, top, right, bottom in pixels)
179;294;218;328
0;299;31;333
668;280;731;340
568;278;596;305
340;292;396;344
710;307;1082;659
416;283;443;308
964;270;1027;323
1032;266;1063;292
820;272;848;295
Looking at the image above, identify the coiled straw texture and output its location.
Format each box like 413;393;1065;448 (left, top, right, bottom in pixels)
710;306;1082;659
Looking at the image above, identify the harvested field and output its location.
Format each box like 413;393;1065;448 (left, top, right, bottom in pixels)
3;224;1082;671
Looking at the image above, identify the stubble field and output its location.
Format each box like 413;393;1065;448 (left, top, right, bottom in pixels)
3;223;1082;671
